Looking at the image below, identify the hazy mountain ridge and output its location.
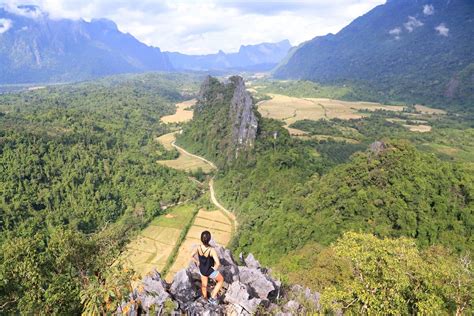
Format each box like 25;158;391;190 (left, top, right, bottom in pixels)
0;5;172;84
274;0;474;107
165;40;292;71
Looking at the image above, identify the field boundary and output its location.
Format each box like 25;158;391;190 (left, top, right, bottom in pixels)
161;206;199;277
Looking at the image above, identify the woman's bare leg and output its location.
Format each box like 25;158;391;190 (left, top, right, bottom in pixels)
201;275;208;298
211;273;224;299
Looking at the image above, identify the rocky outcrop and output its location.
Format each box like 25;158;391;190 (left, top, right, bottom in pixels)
228;76;259;153
191;75;259;163
117;244;320;315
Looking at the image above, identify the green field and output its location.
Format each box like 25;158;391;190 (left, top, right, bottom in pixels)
120;204;197;278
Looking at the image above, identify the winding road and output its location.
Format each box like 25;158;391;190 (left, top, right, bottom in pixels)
171;140;238;232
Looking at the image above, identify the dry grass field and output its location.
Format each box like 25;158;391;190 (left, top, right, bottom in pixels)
119;205;196;278
258;94;403;136
156;132;214;173
165;208;233;282
156;132;178;150
257;94;447;136
258;94;405;135
404;124;432;132
414;104;447;115
161;99;196;124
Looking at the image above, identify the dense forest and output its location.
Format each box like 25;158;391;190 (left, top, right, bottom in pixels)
1;73;473;314
0;73;202;313
179;75;474;314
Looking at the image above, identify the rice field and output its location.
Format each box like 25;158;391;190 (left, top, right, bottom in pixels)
156;132;214;173
403;124;432;132
161;99;195;124
119;204;196;278
414;104;447;115
165;208;233;282
258;94;405;135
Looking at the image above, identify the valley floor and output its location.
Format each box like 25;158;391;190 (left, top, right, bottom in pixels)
120;101;237;281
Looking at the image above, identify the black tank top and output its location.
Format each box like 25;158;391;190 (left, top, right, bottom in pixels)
198;245;215;276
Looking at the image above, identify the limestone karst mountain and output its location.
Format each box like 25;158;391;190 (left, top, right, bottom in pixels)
0;5;172;83
274;0;474;107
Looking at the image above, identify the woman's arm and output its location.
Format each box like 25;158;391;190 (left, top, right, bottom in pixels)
190;247;199;265
211;249;220;270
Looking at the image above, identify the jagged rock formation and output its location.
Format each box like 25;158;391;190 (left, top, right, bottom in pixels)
0;5;172;84
118;243;320;315
180;76;259;166
229;76;259;151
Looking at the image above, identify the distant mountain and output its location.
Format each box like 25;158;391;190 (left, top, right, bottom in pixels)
274;0;474;107
166;40;292;71
0;5;172;84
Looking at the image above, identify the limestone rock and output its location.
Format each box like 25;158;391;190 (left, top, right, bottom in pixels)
238;266;280;300
224;281;262;315
242;253;260;269
187;297;226;316
170;269;199;309
228;76;258;152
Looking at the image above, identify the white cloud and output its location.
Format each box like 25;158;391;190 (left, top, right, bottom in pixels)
404;16;424;32
435;23;449;37
3;3;43;18
423;4;434;16
0;18;13;33
389;27;401;35
389;27;401;40
1;0;386;54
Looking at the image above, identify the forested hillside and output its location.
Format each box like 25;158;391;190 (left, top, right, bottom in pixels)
0;73;202;313
274;0;474;108
180;76;473;314
0;5;172;84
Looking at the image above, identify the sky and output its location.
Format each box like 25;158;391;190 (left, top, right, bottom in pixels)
1;0;386;54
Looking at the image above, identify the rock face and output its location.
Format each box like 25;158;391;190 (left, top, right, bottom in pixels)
190;75;259;164
228;76;259;152
117;245;320;315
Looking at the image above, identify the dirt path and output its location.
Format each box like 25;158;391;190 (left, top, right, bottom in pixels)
158;133;238;281
209;178;238;232
171;140;218;170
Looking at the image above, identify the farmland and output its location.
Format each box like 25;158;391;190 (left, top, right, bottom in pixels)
257;94;405;135
156;132;215;173
161;99;195;124
164;208;233;282
118;204;197;278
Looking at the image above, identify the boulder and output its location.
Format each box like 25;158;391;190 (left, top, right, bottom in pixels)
243;253;260;269
117;270;173;315
224;281;262;315
186;297;226;316
369;141;386;155
170;269;199;309
283;300;300;313
238;266;280;300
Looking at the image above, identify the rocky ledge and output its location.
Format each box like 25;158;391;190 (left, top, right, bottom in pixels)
117;243;320;315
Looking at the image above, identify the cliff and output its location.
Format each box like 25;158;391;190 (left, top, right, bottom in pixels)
179;76;259;167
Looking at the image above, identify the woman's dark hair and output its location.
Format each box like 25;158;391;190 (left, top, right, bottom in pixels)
201;230;211;246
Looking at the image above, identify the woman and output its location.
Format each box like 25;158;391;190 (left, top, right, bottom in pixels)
191;230;224;305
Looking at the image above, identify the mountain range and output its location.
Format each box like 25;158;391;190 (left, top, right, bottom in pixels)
165;40;292;72
274;0;474;107
0;5;291;84
0;5;173;83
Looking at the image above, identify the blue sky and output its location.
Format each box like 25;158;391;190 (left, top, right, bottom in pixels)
2;0;386;54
